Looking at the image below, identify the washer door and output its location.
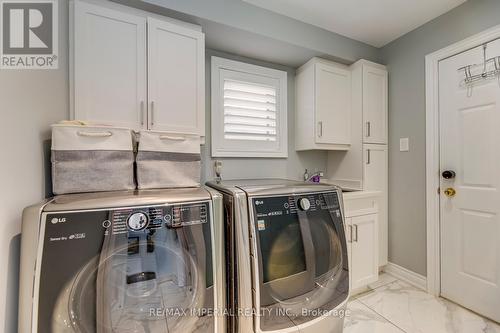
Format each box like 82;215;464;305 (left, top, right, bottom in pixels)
38;203;214;333
94;226;207;333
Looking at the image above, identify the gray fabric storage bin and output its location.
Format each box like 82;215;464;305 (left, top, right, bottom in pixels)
136;131;201;189
51;125;135;195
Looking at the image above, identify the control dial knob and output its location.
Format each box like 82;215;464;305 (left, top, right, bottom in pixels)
127;212;149;231
298;198;311;211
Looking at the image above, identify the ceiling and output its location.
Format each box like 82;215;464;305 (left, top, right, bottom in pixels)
242;0;466;47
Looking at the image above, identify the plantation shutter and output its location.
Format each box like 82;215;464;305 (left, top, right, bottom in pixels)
223;79;277;142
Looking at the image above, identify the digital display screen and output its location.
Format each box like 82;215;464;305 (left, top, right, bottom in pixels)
168;203;208;227
179;206;201;221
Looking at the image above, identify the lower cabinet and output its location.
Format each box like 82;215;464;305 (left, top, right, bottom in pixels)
346;214;379;290
343;191;380;292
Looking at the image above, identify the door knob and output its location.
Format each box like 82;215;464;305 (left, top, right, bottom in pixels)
442;170;456;179
444;188;456;198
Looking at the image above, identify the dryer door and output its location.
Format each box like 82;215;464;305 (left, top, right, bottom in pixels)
35;201;214;333
250;191;349;331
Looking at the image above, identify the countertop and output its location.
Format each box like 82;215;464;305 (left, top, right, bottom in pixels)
320;180;382;199
341;189;382;200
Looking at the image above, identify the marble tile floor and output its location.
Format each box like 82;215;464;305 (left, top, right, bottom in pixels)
344;273;500;333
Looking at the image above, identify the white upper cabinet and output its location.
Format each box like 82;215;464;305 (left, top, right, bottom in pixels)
147;18;205;135
296;58;351;151
72;0;147;130
71;0;205;136
315;62;351;145
362;64;388;144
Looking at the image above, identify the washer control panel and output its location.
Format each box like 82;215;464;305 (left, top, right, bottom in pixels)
109;201;210;234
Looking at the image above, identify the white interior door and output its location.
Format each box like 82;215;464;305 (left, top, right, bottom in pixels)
147;17;205;135
73;0;147;129
314;63;351;145
439;38;500;323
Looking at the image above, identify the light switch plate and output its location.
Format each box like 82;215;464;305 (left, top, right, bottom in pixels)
400;138;409;152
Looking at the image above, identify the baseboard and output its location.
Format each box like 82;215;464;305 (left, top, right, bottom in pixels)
383;262;427;291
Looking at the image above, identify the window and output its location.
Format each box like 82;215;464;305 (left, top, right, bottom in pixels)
211;56;288;157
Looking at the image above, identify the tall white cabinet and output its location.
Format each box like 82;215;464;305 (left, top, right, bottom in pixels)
328;60;389;266
71;0;205;136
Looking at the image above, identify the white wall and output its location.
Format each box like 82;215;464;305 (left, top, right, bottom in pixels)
0;1;69;331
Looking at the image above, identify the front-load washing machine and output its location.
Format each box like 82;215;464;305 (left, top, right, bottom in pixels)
18;188;225;333
206;179;349;333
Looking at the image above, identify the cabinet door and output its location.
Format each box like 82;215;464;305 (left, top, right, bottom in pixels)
73;0;147;130
351;214;378;290
148;18;205;136
364;145;388;266
363;65;387;144
315;63;351;145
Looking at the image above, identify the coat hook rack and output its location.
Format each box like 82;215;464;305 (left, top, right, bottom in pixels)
458;43;500;87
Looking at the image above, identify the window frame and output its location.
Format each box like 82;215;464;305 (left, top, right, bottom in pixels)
211;56;288;158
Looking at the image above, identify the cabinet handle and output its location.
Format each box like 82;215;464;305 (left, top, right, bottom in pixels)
150;101;155;126
318;121;323;137
354;224;359;242
140;101;144;126
348;225;353;243
366;121;371;137
367;149;371;165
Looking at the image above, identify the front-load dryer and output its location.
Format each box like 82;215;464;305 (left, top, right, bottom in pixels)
206;179;349;333
18;188;225;333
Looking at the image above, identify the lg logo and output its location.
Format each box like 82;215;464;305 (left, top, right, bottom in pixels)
255;200;264;206
51;217;66;224
0;0;58;69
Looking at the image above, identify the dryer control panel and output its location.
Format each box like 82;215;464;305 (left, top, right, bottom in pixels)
253;191;341;219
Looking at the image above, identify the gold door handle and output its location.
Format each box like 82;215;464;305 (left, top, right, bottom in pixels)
444;188;456;198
